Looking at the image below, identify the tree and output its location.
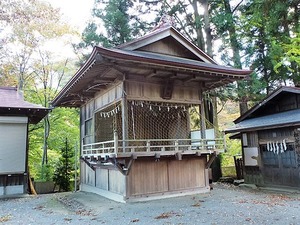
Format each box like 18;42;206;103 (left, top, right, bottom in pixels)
0;0;73;90
239;0;299;95
53;138;74;192
25;53;79;179
0;0;79;180
74;0;150;61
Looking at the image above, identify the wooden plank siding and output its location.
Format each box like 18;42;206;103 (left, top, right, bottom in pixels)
108;169;126;194
242;132;264;185
242;127;300;187
127;157;206;197
127;159;168;196
168;158;206;191
95;167;108;190
138;36;200;60
125;80;200;104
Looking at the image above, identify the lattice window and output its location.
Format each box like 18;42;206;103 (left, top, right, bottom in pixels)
127;101;189;140
94;100;200;145
95;104;122;142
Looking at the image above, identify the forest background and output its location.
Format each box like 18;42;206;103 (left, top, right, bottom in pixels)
0;0;299;182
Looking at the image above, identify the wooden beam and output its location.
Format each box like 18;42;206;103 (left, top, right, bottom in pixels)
80;156;96;171
124;154;136;176
146;69;157;78
206;151;217;169
183;75;196;83
175;152;182;160
93;77;116;83
169;72;177;79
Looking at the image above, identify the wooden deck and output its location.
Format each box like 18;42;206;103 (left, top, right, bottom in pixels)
82;137;225;158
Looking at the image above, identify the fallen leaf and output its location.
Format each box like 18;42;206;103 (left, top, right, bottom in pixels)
155;212;172;219
191;202;201;207
0;215;11;223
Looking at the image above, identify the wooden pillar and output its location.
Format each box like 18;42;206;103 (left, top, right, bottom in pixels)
114;131;119;153
199;90;206;139
121;77;128;151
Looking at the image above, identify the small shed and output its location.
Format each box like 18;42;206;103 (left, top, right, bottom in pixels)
226;86;300;188
52;24;251;202
0;87;50;196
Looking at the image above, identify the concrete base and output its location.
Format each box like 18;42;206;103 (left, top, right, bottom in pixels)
0;185;24;196
125;186;211;203
80;184;126;203
80;183;210;203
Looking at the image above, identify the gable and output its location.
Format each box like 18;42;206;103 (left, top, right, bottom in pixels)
118;25;215;64
137;36;202;61
235;86;300;123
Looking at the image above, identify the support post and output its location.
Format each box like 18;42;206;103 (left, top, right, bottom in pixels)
147;140;151;152
114;131;119;153
223;132;227;152
74;142;78;191
121;77;128;153
199;90;206;150
175;140;179;151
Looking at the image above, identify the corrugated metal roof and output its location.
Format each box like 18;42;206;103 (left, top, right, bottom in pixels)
234;86;300;123
225;108;300;133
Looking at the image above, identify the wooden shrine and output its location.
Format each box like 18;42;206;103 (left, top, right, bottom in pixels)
52;24;251;202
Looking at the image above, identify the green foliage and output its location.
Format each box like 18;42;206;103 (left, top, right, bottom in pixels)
28;107;79;180
0;0;74;90
53;138;74;192
221;136;242;167
74;0;151;61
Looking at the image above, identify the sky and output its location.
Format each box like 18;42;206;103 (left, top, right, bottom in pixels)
45;0;94;33
41;0;95;58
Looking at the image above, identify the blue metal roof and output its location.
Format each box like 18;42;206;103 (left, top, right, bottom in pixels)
225;108;300;133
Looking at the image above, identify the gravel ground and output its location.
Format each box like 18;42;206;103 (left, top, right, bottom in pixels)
1;183;300;225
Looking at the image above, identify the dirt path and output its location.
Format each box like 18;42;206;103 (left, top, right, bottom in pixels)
1;183;300;224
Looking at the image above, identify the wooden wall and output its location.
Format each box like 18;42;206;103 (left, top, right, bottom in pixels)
242;131;265;185
94;82;123;110
243;127;300;187
125;80;200;104
80;156;208;201
81;162;95;186
94;167;126;195
138;37;199;60
127;157;206;197
81;162;126;196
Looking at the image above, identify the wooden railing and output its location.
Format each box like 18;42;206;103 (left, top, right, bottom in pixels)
82;136;225;157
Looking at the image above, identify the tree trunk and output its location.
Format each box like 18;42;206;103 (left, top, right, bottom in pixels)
42;115;50;165
191;0;205;50
223;0;247;115
201;0;213;57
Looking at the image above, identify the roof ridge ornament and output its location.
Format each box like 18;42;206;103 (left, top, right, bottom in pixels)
152;15;176;31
